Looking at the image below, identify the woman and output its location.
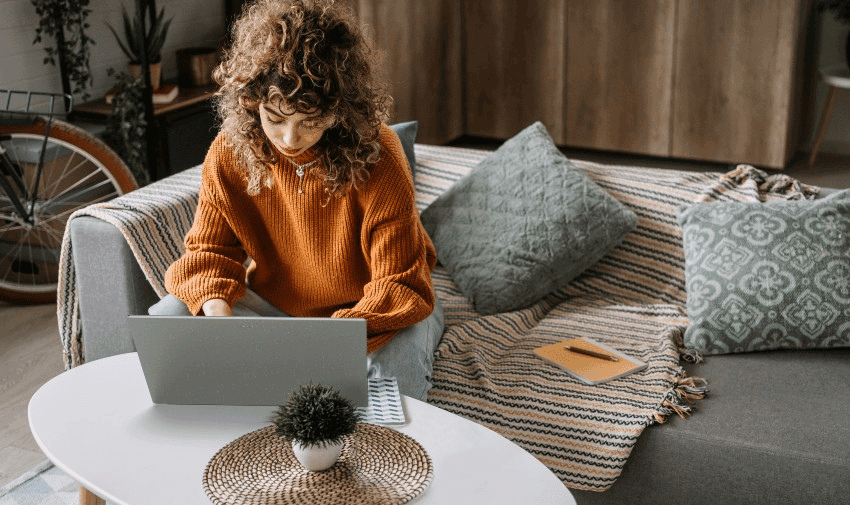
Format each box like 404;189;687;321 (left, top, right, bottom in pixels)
154;0;443;400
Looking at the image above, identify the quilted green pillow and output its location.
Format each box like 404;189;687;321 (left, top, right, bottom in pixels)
420;121;637;315
678;190;850;354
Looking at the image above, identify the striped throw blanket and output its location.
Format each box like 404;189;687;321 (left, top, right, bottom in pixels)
58;144;814;492
58;168;202;367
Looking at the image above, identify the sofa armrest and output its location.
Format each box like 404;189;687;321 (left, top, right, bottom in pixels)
69;216;159;362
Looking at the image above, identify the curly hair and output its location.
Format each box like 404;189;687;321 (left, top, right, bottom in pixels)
213;0;391;197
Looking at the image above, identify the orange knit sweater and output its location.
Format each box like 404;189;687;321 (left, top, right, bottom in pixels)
164;124;437;353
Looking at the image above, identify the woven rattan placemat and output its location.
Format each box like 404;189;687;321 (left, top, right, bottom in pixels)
203;423;432;505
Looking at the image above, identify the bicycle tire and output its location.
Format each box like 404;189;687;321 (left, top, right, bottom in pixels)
0;117;138;304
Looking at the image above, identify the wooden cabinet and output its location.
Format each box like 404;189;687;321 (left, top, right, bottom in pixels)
464;0;567;141
356;0;815;168
460;0;815;169
463;0;676;157
73;85;219;181
671;0;815;168
565;0;677;157
354;0;464;145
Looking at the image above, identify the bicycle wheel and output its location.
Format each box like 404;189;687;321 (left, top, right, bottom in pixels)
0;117;138;303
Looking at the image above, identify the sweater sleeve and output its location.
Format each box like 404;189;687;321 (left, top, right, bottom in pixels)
164;146;248;315
332;128;437;353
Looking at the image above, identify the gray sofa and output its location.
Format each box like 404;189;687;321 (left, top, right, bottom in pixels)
68;168;850;505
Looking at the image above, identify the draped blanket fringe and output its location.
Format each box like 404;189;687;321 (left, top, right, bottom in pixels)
654;375;710;424
57;149;814;492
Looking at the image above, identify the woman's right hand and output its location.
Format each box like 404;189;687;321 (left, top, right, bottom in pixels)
202;298;233;316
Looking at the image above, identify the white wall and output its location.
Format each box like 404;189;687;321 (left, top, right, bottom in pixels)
0;0;225;104
814;15;850;156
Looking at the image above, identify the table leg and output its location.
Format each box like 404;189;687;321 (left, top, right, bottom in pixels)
79;486;106;505
807;85;838;171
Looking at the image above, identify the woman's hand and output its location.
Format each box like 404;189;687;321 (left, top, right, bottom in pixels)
202;298;233;316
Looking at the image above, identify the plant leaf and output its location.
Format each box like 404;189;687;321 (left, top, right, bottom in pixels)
106;23;134;61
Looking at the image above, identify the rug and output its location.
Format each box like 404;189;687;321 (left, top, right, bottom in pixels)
0;461;79;505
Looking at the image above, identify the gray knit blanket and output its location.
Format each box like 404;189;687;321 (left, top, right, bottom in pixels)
57;144;815;491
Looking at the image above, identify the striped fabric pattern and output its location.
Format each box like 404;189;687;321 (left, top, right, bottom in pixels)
57;143;812;491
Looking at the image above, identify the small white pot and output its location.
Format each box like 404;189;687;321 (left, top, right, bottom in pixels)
291;439;344;471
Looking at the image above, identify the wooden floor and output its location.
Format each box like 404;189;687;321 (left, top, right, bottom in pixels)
0;302;65;488
1;149;848;489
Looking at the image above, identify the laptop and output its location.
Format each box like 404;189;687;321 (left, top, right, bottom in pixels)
127;315;368;407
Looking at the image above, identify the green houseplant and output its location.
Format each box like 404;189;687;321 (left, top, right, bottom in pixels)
820;0;850;69
32;0;95;99
106;2;173;89
272;383;360;471
102;69;149;186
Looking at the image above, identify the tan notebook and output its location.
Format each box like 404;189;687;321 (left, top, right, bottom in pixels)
533;337;647;385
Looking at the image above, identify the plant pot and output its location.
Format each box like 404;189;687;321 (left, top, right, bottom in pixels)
291;439;344;471
128;62;162;90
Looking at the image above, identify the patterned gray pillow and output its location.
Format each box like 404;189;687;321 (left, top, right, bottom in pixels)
678;190;850;354
420;122;637;315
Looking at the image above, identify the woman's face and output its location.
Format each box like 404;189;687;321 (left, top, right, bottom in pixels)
258;99;332;158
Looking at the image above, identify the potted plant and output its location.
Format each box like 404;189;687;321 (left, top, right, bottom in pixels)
106;2;172;89
102;69;149;186
272;383;360;472
32;0;95;99
820;0;850;69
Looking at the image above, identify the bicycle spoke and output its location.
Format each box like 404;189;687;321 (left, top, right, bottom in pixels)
0;219;25;233
0;200;20;217
2;139;31;192
0;227;30;283
41;148;76;198
0;122;134;299
43;148;86;198
39;192;121;226
0;225;60;288
34;221;64;246
32;225;60;259
43;167;110;207
25;230;37;287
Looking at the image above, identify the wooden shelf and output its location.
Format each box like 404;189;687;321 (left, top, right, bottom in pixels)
72;82;219;181
72;84;218;119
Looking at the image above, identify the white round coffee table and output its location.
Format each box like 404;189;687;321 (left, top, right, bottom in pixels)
29;352;575;504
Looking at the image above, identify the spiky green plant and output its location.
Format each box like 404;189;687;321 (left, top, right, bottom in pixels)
106;3;172;64
272;384;360;447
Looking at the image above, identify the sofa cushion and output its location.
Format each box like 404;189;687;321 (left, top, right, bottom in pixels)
572;348;850;505
677;190;850;354
419;121;637;315
389;121;418;175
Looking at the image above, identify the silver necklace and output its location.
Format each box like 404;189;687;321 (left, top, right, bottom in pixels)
289;159;317;194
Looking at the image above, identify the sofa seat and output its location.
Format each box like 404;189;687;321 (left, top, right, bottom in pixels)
64;144;850;505
572;348;850;505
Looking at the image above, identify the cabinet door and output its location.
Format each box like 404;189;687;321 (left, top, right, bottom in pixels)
565;0;676;157
464;0;567;142
355;0;463;145
671;0;806;168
